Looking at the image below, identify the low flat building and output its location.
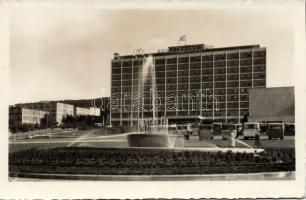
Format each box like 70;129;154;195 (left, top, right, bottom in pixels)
74;107;100;116
248;86;295;123
9;106;48;127
75;107;91;116
16;101;74;125
90;107;100;116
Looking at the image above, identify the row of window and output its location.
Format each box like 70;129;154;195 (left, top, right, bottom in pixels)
112;75;266;87
112;67;266;81
110;101;248;107
110;107;249;114
112;89;263;96
110;101;250;112
112;80;265;94
154;61;265;71
116;110;248;118
111;107;249;113
112;78;266;89
111;106;250;111
109;94;250;103
112;51;266;68
112;77;265;86
111;109;249;118
112;92;262;99
172;85;262;93
112;71;263;81
112;59;266;72
211;73;265;81
110;95;250;102
112;64;266;76
113;74;266;84
112;106;249;115
111;89;249;97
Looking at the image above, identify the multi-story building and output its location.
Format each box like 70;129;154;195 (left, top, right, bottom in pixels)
9;106;48;127
110;44;266;126
16;101;74;125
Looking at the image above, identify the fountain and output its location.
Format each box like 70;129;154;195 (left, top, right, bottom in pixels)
127;56;184;147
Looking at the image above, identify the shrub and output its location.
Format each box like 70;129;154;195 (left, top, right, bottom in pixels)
9;125;19;133
115;125;131;133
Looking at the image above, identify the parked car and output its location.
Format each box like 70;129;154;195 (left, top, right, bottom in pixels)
267;123;285;140
198;124;214;140
243;122;261;140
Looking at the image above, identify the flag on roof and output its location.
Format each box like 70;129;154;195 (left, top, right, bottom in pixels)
179;35;186;42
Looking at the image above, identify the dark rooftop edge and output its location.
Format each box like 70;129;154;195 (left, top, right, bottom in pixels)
113;44;264;60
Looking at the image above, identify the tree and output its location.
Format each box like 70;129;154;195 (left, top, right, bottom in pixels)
61;114;101;130
40;114;48;129
19;123;33;132
9;125;18;134
62;115;75;129
34;123;40;129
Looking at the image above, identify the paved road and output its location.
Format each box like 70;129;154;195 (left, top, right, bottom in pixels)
9;132;295;153
9;133;130;152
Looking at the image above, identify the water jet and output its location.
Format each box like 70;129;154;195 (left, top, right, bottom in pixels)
127;55;184;148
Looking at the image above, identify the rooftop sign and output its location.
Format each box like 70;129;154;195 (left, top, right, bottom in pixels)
168;44;213;53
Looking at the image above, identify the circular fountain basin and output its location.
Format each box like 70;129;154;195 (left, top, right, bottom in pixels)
127;133;184;148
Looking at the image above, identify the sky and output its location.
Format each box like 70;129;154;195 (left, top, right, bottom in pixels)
9;4;296;104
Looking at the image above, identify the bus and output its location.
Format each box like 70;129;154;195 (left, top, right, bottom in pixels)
198;124;214;140
243;122;261;140
266;123;285;140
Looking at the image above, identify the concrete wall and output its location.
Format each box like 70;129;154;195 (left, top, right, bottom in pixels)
249;87;295;123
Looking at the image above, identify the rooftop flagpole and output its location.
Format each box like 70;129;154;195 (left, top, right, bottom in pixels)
178;35;186;45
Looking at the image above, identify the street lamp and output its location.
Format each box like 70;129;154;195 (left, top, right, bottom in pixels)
205;89;210;111
44;103;51;138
